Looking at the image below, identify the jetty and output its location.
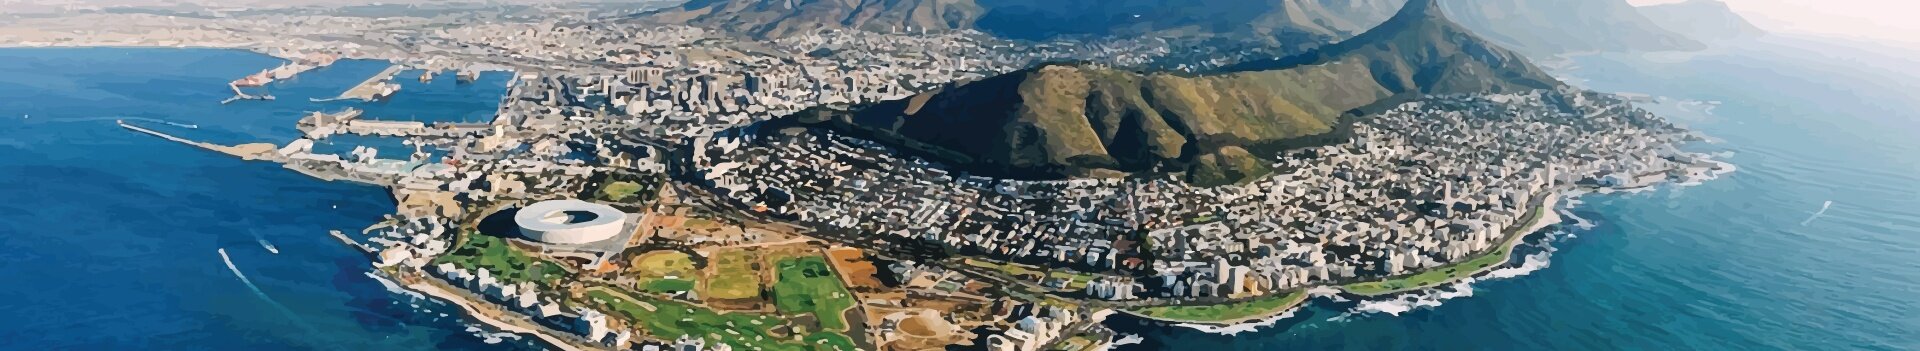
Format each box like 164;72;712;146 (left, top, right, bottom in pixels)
117;121;276;159
336;65;407;101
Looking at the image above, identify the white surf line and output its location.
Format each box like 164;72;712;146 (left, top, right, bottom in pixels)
1800;200;1834;226
218;248;322;336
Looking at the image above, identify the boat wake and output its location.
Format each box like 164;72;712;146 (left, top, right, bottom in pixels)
41;116;199;129
1801;201;1834;226
247;228;280;254
218;248;319;333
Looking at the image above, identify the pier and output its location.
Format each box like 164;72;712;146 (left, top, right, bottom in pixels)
298;108;494;139
119;120;403;187
335;64;406;101
117;121;276;159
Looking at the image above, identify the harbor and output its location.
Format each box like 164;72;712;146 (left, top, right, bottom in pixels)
223;52;339;104
331;64;406;102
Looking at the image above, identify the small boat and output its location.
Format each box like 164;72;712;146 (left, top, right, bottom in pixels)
258;239;280;254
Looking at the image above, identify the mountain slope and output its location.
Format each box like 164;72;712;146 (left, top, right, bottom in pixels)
971;0;1406;41
642;0;1408;40
1437;0;1704;54
780;0;1559;184
1638;0;1766;43
644;0;986;39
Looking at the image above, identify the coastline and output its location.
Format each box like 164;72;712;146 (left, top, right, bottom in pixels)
1123;189;1569;327
1342;191;1565;297
402;276;589;351
1113;290;1312;326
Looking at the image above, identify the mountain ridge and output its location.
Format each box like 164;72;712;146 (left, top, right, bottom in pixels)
1437;0;1705;55
772;0;1561;185
1637;0;1767;43
641;0;1409;41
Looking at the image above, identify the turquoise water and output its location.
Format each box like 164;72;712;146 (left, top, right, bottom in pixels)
1109;37;1920;350
0;48;539;350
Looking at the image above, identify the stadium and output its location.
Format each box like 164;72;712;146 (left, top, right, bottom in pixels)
515;199;627;245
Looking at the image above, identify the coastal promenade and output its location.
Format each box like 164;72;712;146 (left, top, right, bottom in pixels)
1112;190;1566;326
1342;191;1563;297
406;277;589;351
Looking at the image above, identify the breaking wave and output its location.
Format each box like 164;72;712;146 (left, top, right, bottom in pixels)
1167;286;1345;335
464;325;524;344
365;271;424;301
1349;230;1567;316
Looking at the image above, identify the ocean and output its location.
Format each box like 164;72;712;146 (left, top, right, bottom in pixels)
0;47;538;350
3;36;1917;350
1106;36;1920;350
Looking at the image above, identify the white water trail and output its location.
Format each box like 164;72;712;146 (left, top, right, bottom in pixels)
248;228;279;254
1800;201;1833;226
219;248;321;334
45;116;198;128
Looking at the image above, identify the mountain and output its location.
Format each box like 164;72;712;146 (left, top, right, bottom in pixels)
642;0;987;39
971;0;1407;41
776;0;1559;185
1437;0;1705;54
641;0;1408;41
1637;0;1766;43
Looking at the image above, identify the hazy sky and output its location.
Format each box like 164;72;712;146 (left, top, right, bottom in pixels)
1632;0;1920;48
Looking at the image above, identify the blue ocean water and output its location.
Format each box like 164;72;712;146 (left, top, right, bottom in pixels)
1110;37;1920;350
4;38;1917;350
0;47;540;350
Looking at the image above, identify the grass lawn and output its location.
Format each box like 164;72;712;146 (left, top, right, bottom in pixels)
630;251;700;293
643;278;697;294
1130;290;1307;322
433;232;567;285
1344;205;1544;296
772;256;858;332
706;249;763;300
598;181;644;201
585;287;856;351
963;259;1095;290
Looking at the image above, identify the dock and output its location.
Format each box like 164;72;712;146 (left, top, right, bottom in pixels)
337;65;407;101
118;120;409;189
117;121;276;160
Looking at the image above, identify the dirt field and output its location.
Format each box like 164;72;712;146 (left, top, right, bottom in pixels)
826;247;888;292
